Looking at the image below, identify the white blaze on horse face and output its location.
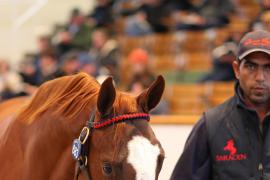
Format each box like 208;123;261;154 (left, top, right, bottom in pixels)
127;136;160;180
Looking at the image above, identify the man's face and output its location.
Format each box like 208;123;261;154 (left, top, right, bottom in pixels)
233;52;270;105
92;31;106;49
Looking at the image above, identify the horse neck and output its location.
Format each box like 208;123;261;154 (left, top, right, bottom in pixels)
22;109;92;179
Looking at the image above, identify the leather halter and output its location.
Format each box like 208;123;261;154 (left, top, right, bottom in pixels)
72;111;150;180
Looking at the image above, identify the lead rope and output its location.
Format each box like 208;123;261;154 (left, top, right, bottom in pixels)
74;161;91;180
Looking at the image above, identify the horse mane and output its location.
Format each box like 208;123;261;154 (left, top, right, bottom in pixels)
18;73;100;124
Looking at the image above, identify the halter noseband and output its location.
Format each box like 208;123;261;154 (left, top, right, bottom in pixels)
72;111;150;180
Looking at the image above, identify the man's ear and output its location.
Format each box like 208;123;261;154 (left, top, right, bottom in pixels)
232;61;240;80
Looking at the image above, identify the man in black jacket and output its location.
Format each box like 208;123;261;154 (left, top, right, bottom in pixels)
170;30;270;180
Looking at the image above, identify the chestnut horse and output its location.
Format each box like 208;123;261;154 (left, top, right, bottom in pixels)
0;73;165;180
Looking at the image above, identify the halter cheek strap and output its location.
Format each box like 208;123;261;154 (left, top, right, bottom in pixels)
73;112;95;180
72;112;150;180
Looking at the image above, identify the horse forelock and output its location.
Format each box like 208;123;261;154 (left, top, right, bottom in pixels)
113;92;138;114
17;73;100;124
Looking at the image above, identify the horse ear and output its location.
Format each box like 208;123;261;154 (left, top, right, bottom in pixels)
97;77;116;115
137;75;165;112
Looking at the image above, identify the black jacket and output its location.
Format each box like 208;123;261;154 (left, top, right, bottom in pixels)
170;83;270;180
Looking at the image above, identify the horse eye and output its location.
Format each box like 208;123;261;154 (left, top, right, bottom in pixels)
103;162;112;175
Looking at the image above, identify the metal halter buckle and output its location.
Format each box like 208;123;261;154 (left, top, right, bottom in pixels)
79;127;90;145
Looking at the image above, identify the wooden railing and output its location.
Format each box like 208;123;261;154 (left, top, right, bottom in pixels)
151;114;200;124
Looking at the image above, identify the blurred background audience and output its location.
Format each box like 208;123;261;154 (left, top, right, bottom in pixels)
0;0;264;114
0;59;25;101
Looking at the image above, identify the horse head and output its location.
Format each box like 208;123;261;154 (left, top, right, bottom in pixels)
79;75;165;180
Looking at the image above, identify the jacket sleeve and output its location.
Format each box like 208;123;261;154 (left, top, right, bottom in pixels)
170;117;211;180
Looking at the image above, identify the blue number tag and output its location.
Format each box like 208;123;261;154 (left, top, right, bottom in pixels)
72;139;82;160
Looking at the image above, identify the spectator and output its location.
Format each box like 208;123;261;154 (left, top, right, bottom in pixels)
171;0;235;30
88;0;114;28
54;30;74;57
125;11;153;36
199;24;245;82
67;8;93;50
127;48;168;114
50;51;80;79
36;52;58;85
113;0;141;17
19;54;39;86
89;28;120;83
253;10;270;31
0;59;25;101
198;42;237;82
127;48;155;90
139;0;171;33
33;35;56;68
78;52;98;77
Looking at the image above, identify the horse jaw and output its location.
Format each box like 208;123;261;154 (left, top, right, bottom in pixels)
127;136;160;180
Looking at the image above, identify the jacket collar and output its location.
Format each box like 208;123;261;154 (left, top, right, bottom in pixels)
235;81;247;107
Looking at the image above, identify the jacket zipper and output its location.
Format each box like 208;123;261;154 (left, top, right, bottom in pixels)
259;163;263;180
246;112;264;179
257;117;264;180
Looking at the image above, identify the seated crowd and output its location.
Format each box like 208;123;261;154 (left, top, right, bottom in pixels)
0;0;268;114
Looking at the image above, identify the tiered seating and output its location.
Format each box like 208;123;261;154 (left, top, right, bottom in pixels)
184;52;212;71
151;34;175;55
167;82;235;114
177;31;211;51
152;55;178;73
206;81;235;106
236;0;260;21
118;35;153;55
118;33;175;56
167;83;208;114
119;32;213;74
116;0;258;114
